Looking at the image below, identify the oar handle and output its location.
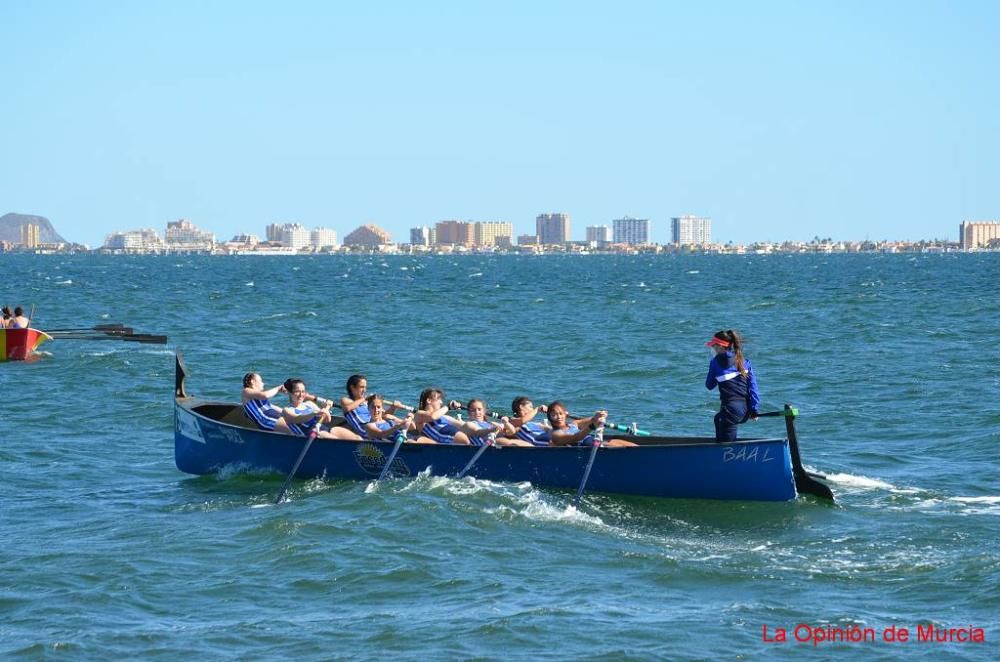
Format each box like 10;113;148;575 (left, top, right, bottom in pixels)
564;410;650;437
604;421;651;437
449;400;511;422
755;408;799;418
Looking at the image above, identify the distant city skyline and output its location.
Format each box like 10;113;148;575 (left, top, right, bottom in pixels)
2;3;998;247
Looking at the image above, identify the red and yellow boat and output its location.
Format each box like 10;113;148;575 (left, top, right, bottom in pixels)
0;327;53;361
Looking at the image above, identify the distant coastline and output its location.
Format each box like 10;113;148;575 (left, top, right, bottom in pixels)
1;240;995;256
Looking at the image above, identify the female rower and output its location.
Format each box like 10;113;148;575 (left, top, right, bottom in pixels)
284;378;360;440
1;306;12;328
705;329;761;442
458;398;532;447
340;374;406;439
414;388;469;444
241;372;294;434
364;393;414;441
9;306;29;329
546;401;637;448
507;396;551;446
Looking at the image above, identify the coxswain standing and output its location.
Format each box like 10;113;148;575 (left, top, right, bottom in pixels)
705;329;761;442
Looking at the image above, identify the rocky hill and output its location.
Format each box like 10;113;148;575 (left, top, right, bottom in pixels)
0;213;68;243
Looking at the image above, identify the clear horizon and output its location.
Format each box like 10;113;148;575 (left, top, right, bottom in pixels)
2;1;998;247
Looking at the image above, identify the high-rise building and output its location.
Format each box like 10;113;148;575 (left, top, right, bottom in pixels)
20;223;40;248
613;217;650;245
960;220;1000;250
311;227;338;249
410;226;431;246
344;224;392;246
474;221;513;247
435;220;474;246
536;213;570;245
265;223;285;242
280;224;310;249
672;215;712;245
586;225;611;243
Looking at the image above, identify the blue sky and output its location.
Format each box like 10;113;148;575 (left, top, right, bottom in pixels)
2;1;997;247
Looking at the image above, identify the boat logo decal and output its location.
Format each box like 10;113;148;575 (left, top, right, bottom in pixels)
722;445;774;463
176;408;206;444
354;443;411;478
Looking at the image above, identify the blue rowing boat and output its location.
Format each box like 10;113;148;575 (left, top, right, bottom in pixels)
172;353;833;502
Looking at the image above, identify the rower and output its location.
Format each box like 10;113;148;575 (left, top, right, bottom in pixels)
458;398;532;447
508;396;552;446
241;372;295;434
340;373;406;439
546;401;637;448
9;306;30;329
414;388;469;444
282;378;360;440
364;393;414;440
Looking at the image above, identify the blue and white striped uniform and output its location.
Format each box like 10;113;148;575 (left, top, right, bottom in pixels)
516;421;551;447
554;424;597;447
286;403;320;437
373;419;407;442
421;417;460;444
344;402;371;439
466;420;495;447
243;398;283;431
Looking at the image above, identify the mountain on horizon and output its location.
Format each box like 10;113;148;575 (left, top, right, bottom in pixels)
0;213;68;244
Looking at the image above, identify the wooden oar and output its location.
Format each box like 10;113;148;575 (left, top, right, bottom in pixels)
50;327;135;337
46;323;127;333
562;410;650;437
49;328;134;338
455;433;497;479
121;334;168;344
374;429;408;484
573;425;604;507
51;333;167;344
274;410;330;504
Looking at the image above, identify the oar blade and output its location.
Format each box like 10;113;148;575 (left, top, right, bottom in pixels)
121;334;168;344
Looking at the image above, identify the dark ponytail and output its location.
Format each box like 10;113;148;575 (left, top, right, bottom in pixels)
726;329;748;376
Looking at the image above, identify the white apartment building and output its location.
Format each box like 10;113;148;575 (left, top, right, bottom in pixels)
672;215;712;245
586;225;612;243
281;224;311;249
311;227;338;249
613;217;649;245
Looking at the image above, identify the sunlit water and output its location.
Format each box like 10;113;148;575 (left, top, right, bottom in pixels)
1;253;997;659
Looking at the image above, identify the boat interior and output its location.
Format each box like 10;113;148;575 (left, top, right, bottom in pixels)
180;399;783;447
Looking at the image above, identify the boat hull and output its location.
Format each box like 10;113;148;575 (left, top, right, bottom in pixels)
174;399;798;501
0;328;52;361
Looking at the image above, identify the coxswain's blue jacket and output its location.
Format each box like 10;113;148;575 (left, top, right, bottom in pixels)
706;351;761;413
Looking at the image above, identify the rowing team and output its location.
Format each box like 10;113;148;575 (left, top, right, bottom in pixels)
241;372;637;448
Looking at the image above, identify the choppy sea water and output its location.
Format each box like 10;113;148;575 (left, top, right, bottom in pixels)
1;253;997;659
